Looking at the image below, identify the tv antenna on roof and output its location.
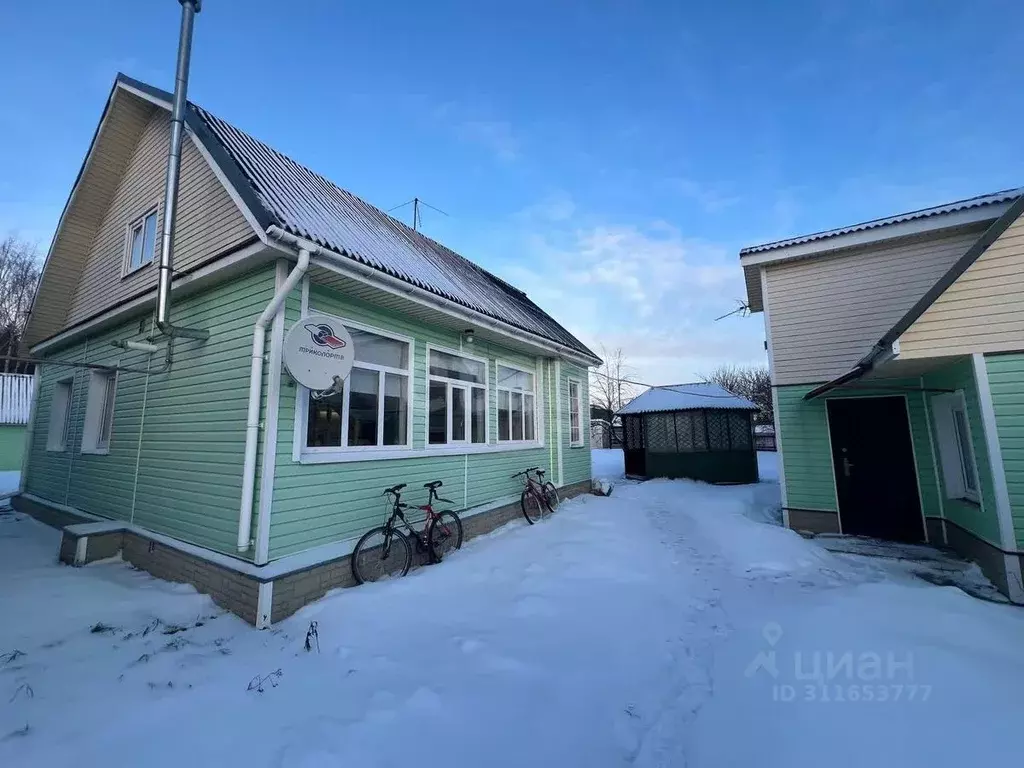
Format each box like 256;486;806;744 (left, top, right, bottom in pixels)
387;197;449;232
714;299;751;321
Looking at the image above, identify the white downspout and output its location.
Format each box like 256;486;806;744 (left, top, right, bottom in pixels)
236;245;310;552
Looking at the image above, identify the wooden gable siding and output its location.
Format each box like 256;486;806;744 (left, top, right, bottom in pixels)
899;213;1024;358
25;92;153;348
66;108;254;327
763;228;982;385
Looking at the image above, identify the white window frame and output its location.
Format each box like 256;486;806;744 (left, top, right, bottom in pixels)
931;391;981;504
46;378;75;452
300;315;415;455
426;344;490;446
122;206;159;276
496;359;540;445
81;370;118;455
568;377;584;447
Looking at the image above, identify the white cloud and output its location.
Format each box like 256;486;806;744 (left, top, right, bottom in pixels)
493;212;766;384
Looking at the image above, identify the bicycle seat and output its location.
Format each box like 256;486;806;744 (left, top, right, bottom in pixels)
424;480;443;490
385;483;407;494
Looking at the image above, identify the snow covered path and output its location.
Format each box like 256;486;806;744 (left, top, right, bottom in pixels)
3;457;1024;767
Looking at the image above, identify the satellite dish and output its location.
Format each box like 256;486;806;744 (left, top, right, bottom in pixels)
283;314;355;390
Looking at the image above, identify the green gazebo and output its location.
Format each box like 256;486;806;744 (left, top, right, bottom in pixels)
618;383;759;484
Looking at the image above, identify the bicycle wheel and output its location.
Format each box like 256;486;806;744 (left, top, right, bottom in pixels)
541;482;560;512
427;511;464;562
520;488;547;524
351;526;412;584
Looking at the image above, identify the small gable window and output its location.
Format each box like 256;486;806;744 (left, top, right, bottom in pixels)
126;209;158;273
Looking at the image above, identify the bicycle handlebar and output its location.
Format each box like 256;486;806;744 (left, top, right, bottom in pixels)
511;467;542;479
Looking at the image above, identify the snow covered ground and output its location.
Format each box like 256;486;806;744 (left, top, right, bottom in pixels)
3;453;1024;767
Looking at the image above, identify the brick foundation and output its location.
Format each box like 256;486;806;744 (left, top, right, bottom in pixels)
270;479;593;623
14;479;596;626
121;533;262;624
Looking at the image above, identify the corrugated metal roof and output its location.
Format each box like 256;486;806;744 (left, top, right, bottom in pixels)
185;102;597;360
617;382;757;414
740;188;1023;255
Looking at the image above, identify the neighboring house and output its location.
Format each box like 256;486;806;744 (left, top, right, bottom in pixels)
0;374;33;472
14;75;600;626
617;383;759;483
753;424;776;452
740;188;1024;600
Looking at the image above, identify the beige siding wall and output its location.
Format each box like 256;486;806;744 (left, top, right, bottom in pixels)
25;93;154;348
900;213;1024;358
764;229;981;385
66;109;254;326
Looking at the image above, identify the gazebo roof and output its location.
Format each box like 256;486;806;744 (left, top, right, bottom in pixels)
617;383;758;415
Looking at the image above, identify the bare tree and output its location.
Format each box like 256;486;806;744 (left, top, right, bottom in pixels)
701;364;772;425
0;236;41;373
589;346;642;418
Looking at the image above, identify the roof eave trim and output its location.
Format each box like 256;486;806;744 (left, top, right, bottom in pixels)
24;78;125;348
739;202;1011;267
802;364;871;401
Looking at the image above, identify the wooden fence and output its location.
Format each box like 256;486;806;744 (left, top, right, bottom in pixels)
0;374;33;425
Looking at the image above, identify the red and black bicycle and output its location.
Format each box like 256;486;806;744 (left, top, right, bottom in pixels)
351;480;464;584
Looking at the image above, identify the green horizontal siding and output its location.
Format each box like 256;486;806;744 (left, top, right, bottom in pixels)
0;425;26;471
24;266;277;556
560;360;592;486
776;380;940;530
776;386;837;512
267;281;589;559
985;353;1024;548
921;359;1002;546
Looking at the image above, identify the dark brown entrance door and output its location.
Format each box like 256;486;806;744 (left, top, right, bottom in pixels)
826;397;924;543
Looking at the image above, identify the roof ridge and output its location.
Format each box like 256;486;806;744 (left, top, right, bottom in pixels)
659;381;717;389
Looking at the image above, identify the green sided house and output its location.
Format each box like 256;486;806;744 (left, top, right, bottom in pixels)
14;74;599;626
740;188;1024;601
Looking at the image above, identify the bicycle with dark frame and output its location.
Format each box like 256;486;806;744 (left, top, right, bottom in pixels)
351;481;464;584
512;466;560;523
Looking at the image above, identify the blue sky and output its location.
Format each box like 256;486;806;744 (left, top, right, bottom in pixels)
2;0;1022;382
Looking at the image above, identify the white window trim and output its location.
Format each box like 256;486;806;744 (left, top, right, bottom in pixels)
568;376;584;447
46;378;75;452
496;358;542;446
931;391;981;504
297;441;542;464
81;369;118;455
425;343;490;446
122;205;159;278
298;314;415;455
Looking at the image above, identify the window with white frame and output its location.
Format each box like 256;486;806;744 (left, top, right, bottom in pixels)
568;378;583;446
306;324;411;449
497;363;537;442
46;378;74;452
125;209;158;273
931;392;980;503
82;370;118;453
428;348;487;445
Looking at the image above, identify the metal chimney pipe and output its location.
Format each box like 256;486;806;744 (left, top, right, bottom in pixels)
156;0;208;341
